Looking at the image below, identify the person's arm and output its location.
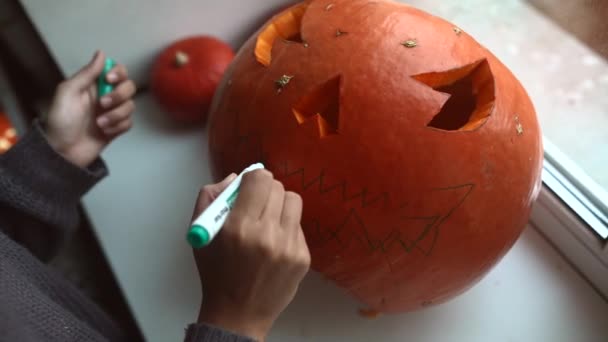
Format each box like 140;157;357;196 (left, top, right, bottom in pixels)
0;50;136;261
0;122;107;260
184;323;255;342
184;170;311;342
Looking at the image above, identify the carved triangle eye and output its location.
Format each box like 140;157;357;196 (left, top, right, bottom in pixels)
292;75;341;137
412;59;495;132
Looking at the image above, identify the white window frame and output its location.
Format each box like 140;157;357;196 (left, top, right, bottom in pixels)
530;138;608;298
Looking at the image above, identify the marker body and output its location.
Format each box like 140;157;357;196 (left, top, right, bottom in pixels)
187;163;264;248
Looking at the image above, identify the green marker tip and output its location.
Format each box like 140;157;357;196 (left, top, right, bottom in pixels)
187;225;210;249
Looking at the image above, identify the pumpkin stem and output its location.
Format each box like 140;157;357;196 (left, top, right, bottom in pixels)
175;51;189;67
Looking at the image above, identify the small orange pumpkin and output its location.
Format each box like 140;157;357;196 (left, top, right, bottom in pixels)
151;36;235;124
208;0;543;313
0;111;18;154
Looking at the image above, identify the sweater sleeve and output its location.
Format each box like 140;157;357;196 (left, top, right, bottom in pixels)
184;323;256;342
0;121;108;260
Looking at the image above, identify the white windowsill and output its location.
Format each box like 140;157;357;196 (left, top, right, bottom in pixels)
77;94;608;341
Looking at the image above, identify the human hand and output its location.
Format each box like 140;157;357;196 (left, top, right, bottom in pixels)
45;51;136;168
192;170;311;341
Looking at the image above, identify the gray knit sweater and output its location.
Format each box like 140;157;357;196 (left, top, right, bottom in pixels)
0;123;254;342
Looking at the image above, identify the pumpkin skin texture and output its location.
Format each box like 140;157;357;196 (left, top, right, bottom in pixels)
151;36;234;124
208;0;543;313
0;111;18;154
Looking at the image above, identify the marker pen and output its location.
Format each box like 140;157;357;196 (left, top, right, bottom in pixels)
98;58;116;97
187;163;265;248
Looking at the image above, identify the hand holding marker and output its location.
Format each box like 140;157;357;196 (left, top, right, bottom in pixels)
187;163;265;248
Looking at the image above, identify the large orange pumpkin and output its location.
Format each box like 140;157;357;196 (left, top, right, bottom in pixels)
151;36;234;124
208;0;543;313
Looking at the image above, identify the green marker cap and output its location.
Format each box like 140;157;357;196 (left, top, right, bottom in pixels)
97;58;116;97
187;225;210;249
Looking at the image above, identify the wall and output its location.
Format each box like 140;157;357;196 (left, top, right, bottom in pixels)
528;0;608;57
19;0;298;87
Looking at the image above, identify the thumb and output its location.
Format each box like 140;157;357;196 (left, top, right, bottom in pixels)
191;173;238;220
69;50;106;89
